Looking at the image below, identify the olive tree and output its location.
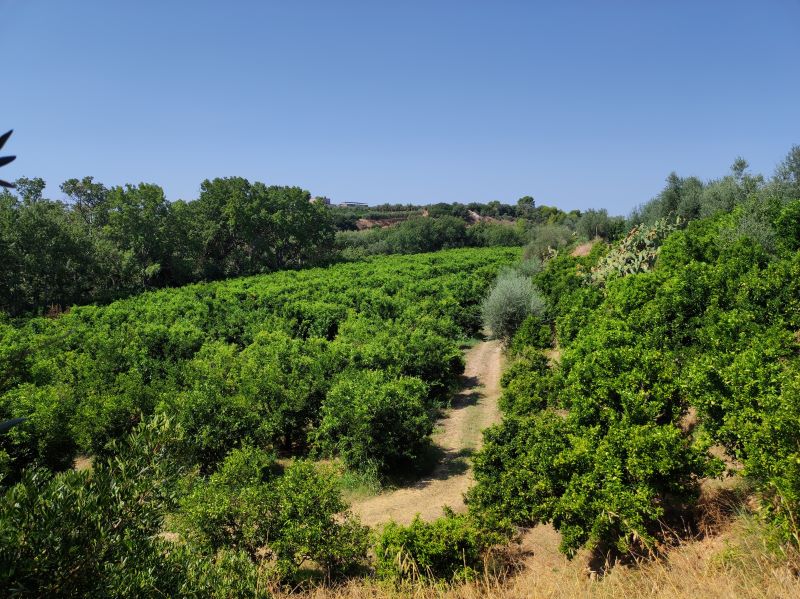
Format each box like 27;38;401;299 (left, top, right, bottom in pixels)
481;270;546;342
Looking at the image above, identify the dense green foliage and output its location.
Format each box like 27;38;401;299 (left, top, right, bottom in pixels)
335;217;526;259
0;415;369;595
0;248;516;480
332;197;594;261
523;224;574;260
0;248;516;594
481;270;547;342
375;509;508;582
470;150;800;558
0;176;335;316
176;448;369;581
1;175;593;316
0;416;272;598
3;145;799;592
630;149;800;227
313;371;434;478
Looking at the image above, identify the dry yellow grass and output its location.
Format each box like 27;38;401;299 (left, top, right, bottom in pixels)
277;486;800;599
276;528;798;599
570;239;598;258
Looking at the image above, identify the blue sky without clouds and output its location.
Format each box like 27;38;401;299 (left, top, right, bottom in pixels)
2;0;799;214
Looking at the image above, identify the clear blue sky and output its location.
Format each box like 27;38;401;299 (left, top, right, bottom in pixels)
2;1;798;214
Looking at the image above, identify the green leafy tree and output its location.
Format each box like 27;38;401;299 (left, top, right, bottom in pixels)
523;223;573;259
481;270;547;342
576;208;625;240
195;177;334;278
470;413;717;557
177;453;368;581
0;415;209;597
314;370;433;477
60;176;109;226
774;144;800;199
376;509;509;582
775;199;800;250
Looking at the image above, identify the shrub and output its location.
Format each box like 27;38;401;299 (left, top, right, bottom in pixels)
465;221;524;247
470;413;720;557
313;370;433;478
530;251;594;319
775;199;800;250
508;314;552;353
688;335;800;546
515;256;543;277
498;351;555;415
375;509;509;582
270;461;369;580
175;445;277;555
177;455;369;582
281;300;348;340
481;271;547;342
334;319;464;402
1;383;78;475
160;341;260;469
523;224;573;259
0;415;202;597
590;218;677;284
237;331;336;451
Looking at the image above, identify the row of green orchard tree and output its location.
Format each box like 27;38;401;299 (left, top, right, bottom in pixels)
0;247;517;483
0;247;518;593
370;146;800;581
0;176;335;316
1;402;514;593
468;148;800;560
7;144;796;320
0;169;636;318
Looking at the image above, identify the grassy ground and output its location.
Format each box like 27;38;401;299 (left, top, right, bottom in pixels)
279;483;800;599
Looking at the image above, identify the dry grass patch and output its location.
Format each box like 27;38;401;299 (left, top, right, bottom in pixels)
278;523;799;599
570;239;599;258
279;481;800;599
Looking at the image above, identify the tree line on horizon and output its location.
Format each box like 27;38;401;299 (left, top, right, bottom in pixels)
0;176;336;316
2;144;798;317
0;176;608;317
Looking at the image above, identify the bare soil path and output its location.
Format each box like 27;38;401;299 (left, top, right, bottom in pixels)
351;339;503;527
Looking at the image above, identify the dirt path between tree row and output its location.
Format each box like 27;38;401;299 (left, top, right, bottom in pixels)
350;339;504;527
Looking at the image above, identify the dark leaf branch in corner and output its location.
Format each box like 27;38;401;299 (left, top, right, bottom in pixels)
0;129;16;188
